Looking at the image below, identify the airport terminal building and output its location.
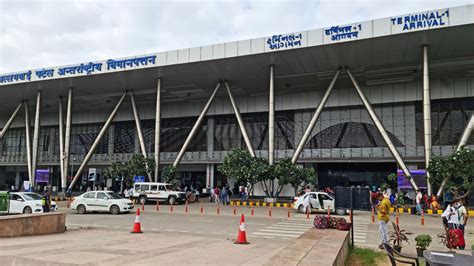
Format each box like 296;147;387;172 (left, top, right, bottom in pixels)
0;5;473;196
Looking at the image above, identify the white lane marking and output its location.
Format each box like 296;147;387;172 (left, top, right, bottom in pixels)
260;229;306;234
190;219;213;223
277;222;313;226
266;226;309;232
271;224;312;228
252;232;299;238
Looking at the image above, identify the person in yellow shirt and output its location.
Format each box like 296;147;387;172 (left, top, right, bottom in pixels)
377;192;391;249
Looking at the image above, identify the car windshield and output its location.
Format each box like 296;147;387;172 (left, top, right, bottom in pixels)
22;193;43;200
107;192;123;199
165;185;176;191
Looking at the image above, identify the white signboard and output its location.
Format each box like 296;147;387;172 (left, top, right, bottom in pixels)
23;181;30;191
391;8;449;34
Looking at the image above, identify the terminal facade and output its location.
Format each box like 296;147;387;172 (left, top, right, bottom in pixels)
0;5;473;196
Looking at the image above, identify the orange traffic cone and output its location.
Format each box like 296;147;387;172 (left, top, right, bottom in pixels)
130;208;143;234
234;214;249;244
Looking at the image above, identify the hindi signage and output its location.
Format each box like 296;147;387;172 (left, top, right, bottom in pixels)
324;23;363;43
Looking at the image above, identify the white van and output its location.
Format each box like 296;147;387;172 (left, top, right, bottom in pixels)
131;182;186;205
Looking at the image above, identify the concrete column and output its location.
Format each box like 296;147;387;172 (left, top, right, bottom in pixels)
58;97;65;193
423;46;432;195
63;88;72;188
108;125;115;158
173;82;221;167
292;70;340;163
68;92;127;190
24;101;33;190
347;69;419;190
130;91;151;181
207;118;215;158
0;102;23;139
154;79;161;182
31;91;41;187
268;65;275;165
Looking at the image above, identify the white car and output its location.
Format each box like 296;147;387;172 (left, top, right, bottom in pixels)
294;192;346;215
9;192;58;214
71;191;134;215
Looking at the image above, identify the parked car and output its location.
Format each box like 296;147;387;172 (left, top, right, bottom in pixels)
9;192;58;214
71;191;134;215
293;192;347;215
131;182;187;205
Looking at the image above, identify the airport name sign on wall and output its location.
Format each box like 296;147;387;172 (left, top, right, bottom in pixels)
0;55;156;85
266;33;304;50
324;23;363;43
391;8;449;33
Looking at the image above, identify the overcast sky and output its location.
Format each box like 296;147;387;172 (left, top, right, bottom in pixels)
0;0;472;73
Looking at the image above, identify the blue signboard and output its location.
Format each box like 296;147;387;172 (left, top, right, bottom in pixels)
133;176;145;183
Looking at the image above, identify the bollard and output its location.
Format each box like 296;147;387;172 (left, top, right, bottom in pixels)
371;207;375;224
306;207;310;219
233;205;236;215
170;203;174;213
251;207;254;216
200;201;204;214
185;201;188;214
421;209;425;226
141;202;145;212
268;206;272;218
396;208;399;225
288;208;291;219
349;210;353;223
156;200;160;212
327;207;330;218
217;204;220;215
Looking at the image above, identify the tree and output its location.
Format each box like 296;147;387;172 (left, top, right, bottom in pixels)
273;158;315;199
218;149;263;195
103;161;129;180
127;154;155;181
428;146;473;198
162;165;177;185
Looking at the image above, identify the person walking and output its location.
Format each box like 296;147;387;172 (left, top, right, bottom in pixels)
376;193;391;249
221;186;228;206
457;198;468;250
41;187;51;213
415;189;422;215
213;186;220;204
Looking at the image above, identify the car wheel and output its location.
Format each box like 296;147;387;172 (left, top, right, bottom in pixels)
110;205;120;215
77;204;86;214
23;206;32;214
336;208;346;216
139;196;147;205
168;196;176;205
298;205;305;213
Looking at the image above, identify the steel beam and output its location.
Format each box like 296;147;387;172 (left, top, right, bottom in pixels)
68;92;127;190
173;82;221;167
224;81;255;157
269;65;275;165
423;46;432;195
64;88;72;188
154;79;161;182
24;101;33;189
130;91;152;181
59;97;65;194
346;68;419;190
31;91;41;187
437;114;474;197
0;102;23;139
291;70;340;163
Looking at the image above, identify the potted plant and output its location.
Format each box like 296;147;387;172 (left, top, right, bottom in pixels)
414;234;432;257
388;222;412;252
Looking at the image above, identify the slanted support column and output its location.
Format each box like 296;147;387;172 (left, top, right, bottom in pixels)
269;65;275;165
437;114;474;197
24;101;33;190
0;102;23;139
423;45;432;195
292;70;340;163
68;92;127;190
347;68;419;190
224;81;255;157
31;91;41;188
173;82;221;167
154;79;161;182
64;88;72;191
59;97;65;194
130;91;152;181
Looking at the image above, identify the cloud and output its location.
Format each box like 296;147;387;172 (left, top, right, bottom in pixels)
0;0;472;73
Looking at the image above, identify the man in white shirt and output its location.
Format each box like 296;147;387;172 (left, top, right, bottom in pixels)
441;198;460;229
415;189;422;215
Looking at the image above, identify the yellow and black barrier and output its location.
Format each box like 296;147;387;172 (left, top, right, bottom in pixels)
229;200;294;208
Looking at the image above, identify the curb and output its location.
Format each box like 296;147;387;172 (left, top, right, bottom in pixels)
229;200;294;208
388;207;474;217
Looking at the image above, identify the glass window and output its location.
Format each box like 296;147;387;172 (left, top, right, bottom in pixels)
150;185;158;191
107;192;123;199
158;185;165;191
83;192;95;199
134;184;140;191
96;192;107;199
140;185;150;191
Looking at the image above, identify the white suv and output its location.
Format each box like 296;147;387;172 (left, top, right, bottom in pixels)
132;182;186;205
